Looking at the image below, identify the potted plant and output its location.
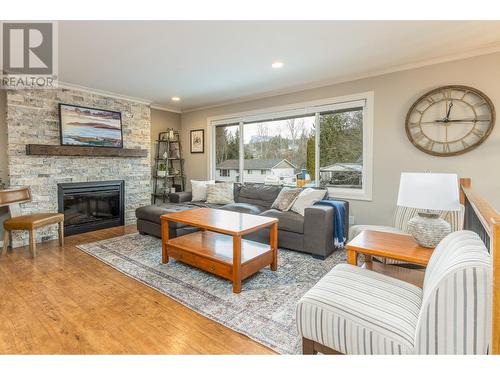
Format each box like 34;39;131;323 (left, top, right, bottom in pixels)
157;163;167;177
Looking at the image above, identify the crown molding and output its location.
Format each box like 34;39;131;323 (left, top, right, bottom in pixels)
58;81;154;105
150;103;182;113
181;44;500;113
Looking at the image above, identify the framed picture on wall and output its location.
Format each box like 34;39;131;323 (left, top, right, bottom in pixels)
59;103;123;148
190;129;204;153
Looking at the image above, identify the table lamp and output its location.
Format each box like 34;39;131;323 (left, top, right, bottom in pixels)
397;172;460;248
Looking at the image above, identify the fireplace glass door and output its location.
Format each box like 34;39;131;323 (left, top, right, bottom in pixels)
58;181;124;236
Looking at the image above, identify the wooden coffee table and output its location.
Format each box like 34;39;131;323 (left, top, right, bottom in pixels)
160;208;278;293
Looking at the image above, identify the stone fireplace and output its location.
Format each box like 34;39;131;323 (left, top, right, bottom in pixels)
5;87;151;247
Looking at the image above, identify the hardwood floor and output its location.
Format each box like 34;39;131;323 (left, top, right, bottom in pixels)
0;225;274;354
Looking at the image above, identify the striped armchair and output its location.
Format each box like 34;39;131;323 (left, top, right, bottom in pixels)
297;230;491;354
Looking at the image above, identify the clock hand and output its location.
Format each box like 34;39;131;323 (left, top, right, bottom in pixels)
420;119;487;124
445;101;454;120
446;119;489;123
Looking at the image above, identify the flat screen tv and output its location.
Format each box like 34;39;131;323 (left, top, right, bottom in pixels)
59;103;123;148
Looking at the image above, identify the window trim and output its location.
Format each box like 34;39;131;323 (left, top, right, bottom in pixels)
207;91;374;201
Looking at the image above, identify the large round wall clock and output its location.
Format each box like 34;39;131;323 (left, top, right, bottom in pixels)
405;85;495;156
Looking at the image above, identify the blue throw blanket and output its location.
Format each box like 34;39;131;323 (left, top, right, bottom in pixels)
314;199;346;248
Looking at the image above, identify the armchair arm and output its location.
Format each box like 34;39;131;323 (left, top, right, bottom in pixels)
303;199;350;258
304;205;334;259
169;191;192;203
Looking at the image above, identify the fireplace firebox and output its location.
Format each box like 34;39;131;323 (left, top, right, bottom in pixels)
58;180;125;236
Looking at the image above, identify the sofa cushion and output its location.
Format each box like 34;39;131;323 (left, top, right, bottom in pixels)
237;184;281;210
260;209;304;234
220;202;263;215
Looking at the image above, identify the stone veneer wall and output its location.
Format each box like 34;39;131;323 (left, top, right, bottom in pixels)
5;88;151;247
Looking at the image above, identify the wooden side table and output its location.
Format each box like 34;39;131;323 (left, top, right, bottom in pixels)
345;230;434;287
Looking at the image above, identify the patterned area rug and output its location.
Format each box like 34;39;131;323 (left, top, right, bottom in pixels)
77;233;346;354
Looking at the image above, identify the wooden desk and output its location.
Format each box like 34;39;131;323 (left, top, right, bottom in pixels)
160;208;278;293
345;230;434;267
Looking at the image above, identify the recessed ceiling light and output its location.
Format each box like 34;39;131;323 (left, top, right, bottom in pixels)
271;61;284;69
171;96;181;102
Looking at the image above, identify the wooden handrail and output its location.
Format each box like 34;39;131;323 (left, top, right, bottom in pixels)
462;186;500;235
460;178;500;354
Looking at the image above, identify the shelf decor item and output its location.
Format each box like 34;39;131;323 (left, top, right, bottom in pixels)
397;172;461;248
157;163;167;177
190;129;204;153
59;103;123;148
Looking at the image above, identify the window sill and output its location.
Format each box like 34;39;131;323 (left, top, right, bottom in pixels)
326;187;372;202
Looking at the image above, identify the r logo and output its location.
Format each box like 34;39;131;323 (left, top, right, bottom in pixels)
2;22;53;75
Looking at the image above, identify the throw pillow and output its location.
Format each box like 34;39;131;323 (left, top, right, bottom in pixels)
191;180;215;201
206;183;235;205
271;187;302;211
290;188;327;216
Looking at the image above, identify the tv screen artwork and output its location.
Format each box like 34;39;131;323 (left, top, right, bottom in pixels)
59;104;123;147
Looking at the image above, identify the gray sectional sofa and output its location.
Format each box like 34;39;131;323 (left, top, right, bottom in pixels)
136;183;348;259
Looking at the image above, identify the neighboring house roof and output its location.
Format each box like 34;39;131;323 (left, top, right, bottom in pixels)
320;162;363;172
217;158;296;170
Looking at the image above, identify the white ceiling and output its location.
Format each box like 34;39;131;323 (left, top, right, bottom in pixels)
58;21;500;112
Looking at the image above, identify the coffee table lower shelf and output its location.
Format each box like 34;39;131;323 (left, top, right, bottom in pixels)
164;231;274;292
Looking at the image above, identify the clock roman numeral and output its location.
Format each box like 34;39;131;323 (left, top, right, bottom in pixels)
443;143;451;153
461;139;469;149
413;130;426;143
408;122;420;129
471;128;485;138
425;139;435;151
442;90;452;100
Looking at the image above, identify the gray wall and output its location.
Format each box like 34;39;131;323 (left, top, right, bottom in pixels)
180;52;500;226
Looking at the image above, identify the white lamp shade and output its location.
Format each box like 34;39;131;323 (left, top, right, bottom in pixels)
397;173;461;211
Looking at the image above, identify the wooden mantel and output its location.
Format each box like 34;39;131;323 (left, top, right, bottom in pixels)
26;144;148;158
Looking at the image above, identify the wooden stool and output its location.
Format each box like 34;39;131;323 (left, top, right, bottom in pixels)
1;187;64;258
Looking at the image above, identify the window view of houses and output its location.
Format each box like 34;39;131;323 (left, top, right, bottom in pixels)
214;107;363;188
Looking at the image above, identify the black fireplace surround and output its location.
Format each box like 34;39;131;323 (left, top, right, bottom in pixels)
58;180;124;236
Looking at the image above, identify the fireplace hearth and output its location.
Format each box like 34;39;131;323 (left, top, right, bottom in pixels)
58;180;125;236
